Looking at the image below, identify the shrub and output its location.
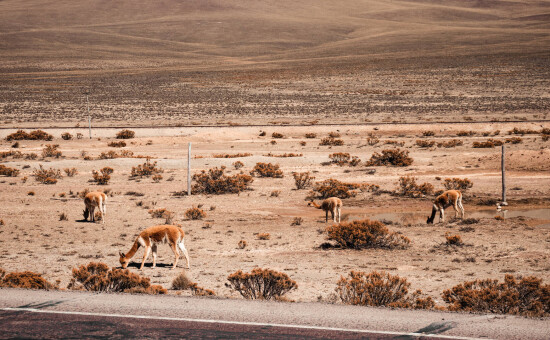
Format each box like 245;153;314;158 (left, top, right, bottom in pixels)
367;135;380;146
152;174;163;183
0;164;20;177
130;158;163;178
69;262;165;294
336;271;433;309
42;144;62;158
329;152;350;165
305;133;317;138
437;139;463;148
108;141;126;147
415;140;435;148
445;233;464;246
64;168;78;177
6;129;53;141
238;240;247;249
148;208;172;219
328;131;341;138
366;148;413;167
92;167;114;185
33;165;62;184
257;233;270;240
212;153;252;158
1;271;55;290
189;283;216;296
171;272;194;290
442;275;550;316
457;131;475;137
250;162;283;178
116;129;135;139
312;179;360;199
61;132;73;140
506;137;522;144
192;166;253;194
272;132;284;138
508;127;539;135
264;152;303;158
59;213;68;221
320;137;344;146
293;171;314;190
270;190;280;197
327;219;410;250
396;176;433;197
384;140;405;147
443;178;473;191
227;268;297;300
185;207;206;220
422;130;435;137
473;139;503;148
233;161;244;169
291;217;303;226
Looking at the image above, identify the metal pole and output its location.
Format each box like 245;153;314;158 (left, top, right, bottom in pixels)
501;144;507;205
87;94;91;139
187;142;192;196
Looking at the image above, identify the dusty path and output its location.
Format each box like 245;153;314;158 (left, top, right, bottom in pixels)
1;288;549;339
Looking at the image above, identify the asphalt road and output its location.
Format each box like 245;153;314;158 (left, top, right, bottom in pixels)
0;288;548;339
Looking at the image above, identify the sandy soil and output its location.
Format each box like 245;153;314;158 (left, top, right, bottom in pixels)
0;123;549;304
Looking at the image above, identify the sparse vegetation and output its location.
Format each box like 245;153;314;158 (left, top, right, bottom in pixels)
312;178;361;199
250;162;283;178
0;270;56;290
42;144;62;158
0;164;20;177
366;148;413;167
185;207;206;220
272;132;284;138
192;166;253;194
437;139;463;148
445;233;464;246
212;153;252;158
59;213;68;221
64;168;78;177
130;158;163;178
422;130;435;136
227;268;297;300
257;233;271;240
238;240;247;249
326;219;410;249
329;153;361;166
293;171;315;190
506;137;522;144
33;165;62;184
457;131;475;137
116;129;135;139
320;137;344;146
473;139;503;148
108;141;127;147
6;129;53;141
415;140;435;148
443;178;473;191
61;132;73;140
233;161;244;169
171;272;194;290
305;133;317;138
92;167;114;185
396;176;434;197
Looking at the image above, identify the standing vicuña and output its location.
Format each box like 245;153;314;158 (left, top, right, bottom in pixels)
308;197;342;223
83;192;106;224
119;225;190;270
427;190;464;224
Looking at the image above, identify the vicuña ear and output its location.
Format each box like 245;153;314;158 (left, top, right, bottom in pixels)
119;251;125;257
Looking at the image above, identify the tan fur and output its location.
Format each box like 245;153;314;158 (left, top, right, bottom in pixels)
83;192;107;224
119;225;190;270
427;190;464;224
308;197;343;223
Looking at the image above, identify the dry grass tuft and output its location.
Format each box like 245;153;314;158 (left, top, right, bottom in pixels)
59;213;68;221
233;161;244;169
64;168;78;177
192;166;253;194
238;240;247;249
171;272;194;290
327;219;410;249
329;153;361;166
61;132;73;140
366;149;413;167
272;132;284;138
506;137;522;144
185;207;206;220
257;233;271;240
396;176;433;197
115;129;135;139
0;164;20;177
250;162;283;178
227;268;297;300
1;271;56;290
442;275;550;317
305;133;317;138
415;140;435;148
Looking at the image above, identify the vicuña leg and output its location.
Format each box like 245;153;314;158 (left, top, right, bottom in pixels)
440;207;445;223
337;207;341;223
151;244;158;268
90;206;95;222
170;242;179;269
178;240;190;269
101;201;106;224
458;198;465;218
140;246;151;270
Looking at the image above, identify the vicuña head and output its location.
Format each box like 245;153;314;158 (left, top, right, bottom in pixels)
307;197;342;223
427;190;464;224
119;224;190;270
83;191;107;224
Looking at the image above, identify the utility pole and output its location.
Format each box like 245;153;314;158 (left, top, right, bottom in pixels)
187;142;192;196
501;144;507;206
84;92;91;139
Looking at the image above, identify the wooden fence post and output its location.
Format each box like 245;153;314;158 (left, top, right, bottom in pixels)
501;144;507;205
188;142;192;196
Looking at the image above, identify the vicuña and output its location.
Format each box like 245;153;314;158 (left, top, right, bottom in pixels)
119;224;190;270
83;191;107;224
308;197;342;223
427;190;464;224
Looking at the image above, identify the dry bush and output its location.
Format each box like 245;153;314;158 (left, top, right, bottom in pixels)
0;164;20;177
437;139;463;148
270;190;280;197
320;137;344;146
148;208;172;219
6;129;53;141
108;141;126;147
541;128;550;135
312;179;360;199
189;283;216;296
171;272;194;290
131;158;163;178
116;129;135;139
457;131;475;137
543;135;550;142
238;240;247;249
99;150;135;159
64;168;78;177
69;262;165;294
442;275;550;317
366;148;413;167
415;140;435;148
305;133;317;138
185;207;206;220
59;213;68;221
336;271;434;309
272;132;284;138
0;220;4;226
396;176;434;197
33;165;62;184
291;217;303;226
0;150;22;160
264;152;303;157
92;167;113;185
508;127;539;135
152;174;163;183
233;161;244;169
329;131;341;138
42;144;62;158
257;233;271;240
227;268;297;300
192;166;253;194
328;153;361;166
506;137;522;144
384;140;405;147
0;271;56;290
473;139;503;148
422;130;435;136
327;219;410;249
443;178;473;191
27;191;35;196
61;132;73;140
445;233;464;246
494;215;505;221
250;162;283;178
293;171;314;190
367;135;380;146
212;153;252;158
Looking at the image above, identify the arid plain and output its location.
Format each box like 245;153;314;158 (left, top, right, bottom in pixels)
0;0;549;306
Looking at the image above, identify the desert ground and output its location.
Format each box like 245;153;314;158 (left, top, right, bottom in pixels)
0;0;549;307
